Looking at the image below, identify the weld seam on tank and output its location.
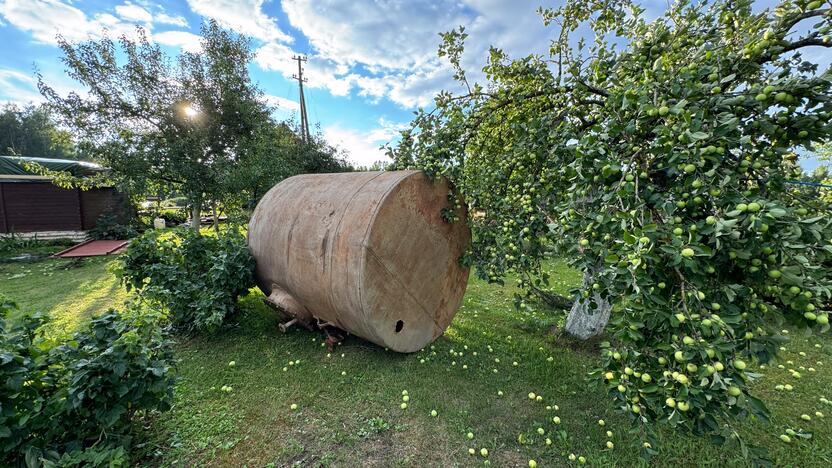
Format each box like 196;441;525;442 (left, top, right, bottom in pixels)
327;171;385;336
327;172;384;339
284;211;301;294
357;172;412;345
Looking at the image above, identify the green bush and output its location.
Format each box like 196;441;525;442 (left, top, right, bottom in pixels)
0;233;40;255
0;297;174;466
153;208;189;227
160;197;188;209
41;445;128;468
88;213;138;240
118;228;255;332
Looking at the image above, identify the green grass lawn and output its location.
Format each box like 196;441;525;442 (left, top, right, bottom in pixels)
2;247;832;467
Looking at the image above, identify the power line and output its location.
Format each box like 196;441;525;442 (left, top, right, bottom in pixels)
292;55;310;143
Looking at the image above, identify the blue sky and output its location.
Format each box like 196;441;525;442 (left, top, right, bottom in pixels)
0;0;827;170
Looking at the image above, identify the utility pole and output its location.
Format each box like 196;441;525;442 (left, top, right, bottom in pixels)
292;55;310;143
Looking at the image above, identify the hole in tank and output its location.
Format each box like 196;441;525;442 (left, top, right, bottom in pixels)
395;320;404;333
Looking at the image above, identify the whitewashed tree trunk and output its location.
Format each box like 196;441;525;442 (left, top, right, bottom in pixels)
565;267;610;340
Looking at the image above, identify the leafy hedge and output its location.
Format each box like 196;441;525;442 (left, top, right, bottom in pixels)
88;213;138;240
118;228;255;332
0;297;174;466
154;208;189;227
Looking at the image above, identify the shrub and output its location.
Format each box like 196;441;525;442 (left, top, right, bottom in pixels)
42;445;128;468
118;228;255;332
152;208;189;227
0;296;174;466
88;213;138;240
160;197;188;209
0;233;40;255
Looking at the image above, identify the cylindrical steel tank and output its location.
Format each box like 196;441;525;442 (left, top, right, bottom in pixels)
248;170;470;352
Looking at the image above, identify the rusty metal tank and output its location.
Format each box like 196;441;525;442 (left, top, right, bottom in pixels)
248;170;470;353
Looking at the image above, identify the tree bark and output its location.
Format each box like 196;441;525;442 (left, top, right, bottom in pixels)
190;196;202;231
211;202;219;232
565;267;610;340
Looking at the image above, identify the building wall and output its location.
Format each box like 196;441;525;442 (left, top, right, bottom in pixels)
0;182;123;233
0;184;6;233
80;188;124;230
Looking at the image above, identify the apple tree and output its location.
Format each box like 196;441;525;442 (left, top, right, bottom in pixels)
39;21;284;229
391;0;832;452
816;141;832;203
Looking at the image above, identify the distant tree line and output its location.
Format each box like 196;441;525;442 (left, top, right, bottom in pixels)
0;104;77;159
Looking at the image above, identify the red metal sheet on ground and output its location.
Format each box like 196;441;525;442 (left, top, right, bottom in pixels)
55;240;129;258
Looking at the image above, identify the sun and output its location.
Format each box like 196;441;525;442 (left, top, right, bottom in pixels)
182;104;199;118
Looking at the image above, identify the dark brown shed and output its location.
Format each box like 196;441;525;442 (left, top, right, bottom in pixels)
0;156;128;237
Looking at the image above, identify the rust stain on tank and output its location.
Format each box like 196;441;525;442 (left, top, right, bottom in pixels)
248;170;470;353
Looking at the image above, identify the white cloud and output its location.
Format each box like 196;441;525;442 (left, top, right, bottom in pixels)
461;0;554;56
155;30;202;53
255;42;354;97
0;67;87;107
264;94;300;111
0;0;202;54
323;119;405;167
254;0;481;107
263;94;300;121
254;42;296;76
114;2;190;30
0;0;146;44
115;2;153;23
281;0;467;71
257;53;458;110
269;0;555;108
0;68;42;104
156;12;189;27
186;0;291;43
256;42;458;108
357;65;461;108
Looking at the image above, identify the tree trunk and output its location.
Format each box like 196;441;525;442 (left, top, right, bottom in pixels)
212;202;219;232
565;267;610;340
190;196;202;231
